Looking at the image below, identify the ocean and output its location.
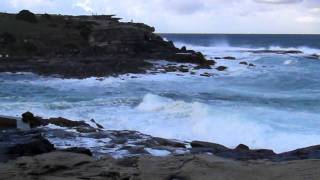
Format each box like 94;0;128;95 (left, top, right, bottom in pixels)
1;34;320;153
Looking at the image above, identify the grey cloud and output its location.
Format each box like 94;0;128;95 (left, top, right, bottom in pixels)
255;0;303;4
164;0;205;15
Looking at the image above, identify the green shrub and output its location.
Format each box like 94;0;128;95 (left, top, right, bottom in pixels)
16;10;38;23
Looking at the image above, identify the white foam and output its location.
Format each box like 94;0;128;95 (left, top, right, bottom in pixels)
127;94;320;153
145;148;171;156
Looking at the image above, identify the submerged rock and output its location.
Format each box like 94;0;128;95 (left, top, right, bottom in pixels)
223;56;236;60
239;61;248;65
216;66;228;71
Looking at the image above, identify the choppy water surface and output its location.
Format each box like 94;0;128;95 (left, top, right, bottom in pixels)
1;34;320;153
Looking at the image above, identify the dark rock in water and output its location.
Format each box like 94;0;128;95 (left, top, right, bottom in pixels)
195;64;212;70
248;63;255;67
205;60;216;66
61;147;93;156
214;57;222;59
0;116;17;129
200;72;213;77
239;61;248;65
90;119;104;129
223;56;236;60
0;129;54;162
248;50;303;54
47;117;91;128
164;66;178;72
216;66;227;71
142;137;186;149
22;111;34;123
110;137;128;144
22;112;43;128
305;54;320;60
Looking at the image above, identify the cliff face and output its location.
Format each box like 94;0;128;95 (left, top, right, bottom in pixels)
0;10;210;78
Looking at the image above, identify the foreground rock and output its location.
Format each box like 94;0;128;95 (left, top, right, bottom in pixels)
1;151;320;180
0;129;55;162
2;113;320;164
0;11;212;78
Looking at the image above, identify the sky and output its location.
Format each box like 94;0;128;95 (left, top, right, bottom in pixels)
0;0;319;34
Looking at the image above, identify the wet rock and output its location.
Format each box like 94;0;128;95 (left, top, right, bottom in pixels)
143;137;186;149
110;137;128;144
305;54;320;60
191;141;229;153
164;66;178;72
22;112;43;128
61;147;93;156
216;66;227;71
0;116;17;129
121;146;149;155
205;60;216;66
75;126;98;133
8;135;54;157
178;66;189;73
90;119;104;129
214;57;222;59
194;64;212;70
200;72;213;77
0;129;55;162
223;56;236;60
47;117;91;128
239;61;248;65
248;63;255;67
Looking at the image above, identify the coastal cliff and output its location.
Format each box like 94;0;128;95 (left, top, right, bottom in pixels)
0;10;212;78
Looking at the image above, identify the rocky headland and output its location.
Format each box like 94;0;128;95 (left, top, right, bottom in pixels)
0;10;215;78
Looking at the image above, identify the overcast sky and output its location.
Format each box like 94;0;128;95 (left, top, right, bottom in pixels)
0;0;319;34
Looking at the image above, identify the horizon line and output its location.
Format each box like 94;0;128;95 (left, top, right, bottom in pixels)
157;33;320;35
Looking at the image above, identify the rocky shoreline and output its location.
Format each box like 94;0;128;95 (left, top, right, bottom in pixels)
1;113;320;179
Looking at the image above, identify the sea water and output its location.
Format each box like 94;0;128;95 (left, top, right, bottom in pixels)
0;34;320;153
